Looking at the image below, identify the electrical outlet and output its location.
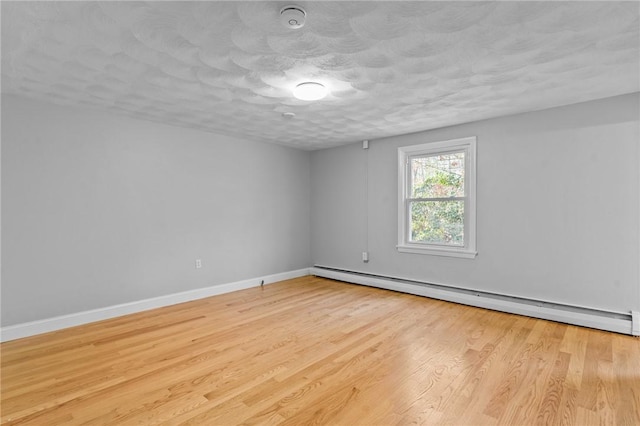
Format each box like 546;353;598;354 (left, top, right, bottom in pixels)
195;259;202;269
362;251;369;263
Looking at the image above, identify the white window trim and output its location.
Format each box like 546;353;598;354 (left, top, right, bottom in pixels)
397;136;477;259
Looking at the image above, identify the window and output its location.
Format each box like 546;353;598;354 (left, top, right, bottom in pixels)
398;137;477;258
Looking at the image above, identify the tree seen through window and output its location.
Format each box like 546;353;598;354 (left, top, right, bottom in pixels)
409;152;465;245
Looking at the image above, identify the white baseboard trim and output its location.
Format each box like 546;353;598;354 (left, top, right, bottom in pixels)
311;266;636;336
0;268;310;342
632;311;640;336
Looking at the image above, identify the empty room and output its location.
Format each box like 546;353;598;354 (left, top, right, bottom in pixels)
1;1;639;425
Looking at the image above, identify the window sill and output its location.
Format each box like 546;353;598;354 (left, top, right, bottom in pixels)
397;245;477;259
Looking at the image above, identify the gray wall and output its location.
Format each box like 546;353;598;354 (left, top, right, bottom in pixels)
1;95;311;325
311;93;640;314
3;93;639;326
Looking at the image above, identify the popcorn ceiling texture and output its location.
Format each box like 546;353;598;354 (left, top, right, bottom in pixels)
2;1;638;150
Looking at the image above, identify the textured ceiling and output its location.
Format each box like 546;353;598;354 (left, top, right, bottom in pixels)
2;1;639;150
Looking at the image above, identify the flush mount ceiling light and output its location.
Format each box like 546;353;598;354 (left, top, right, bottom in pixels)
293;82;328;101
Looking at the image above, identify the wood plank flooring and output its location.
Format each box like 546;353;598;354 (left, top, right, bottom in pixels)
1;276;639;425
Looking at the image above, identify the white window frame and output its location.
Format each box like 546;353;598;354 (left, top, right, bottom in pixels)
397;136;477;258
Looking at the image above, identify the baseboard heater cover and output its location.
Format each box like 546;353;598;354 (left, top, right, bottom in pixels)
311;266;637;336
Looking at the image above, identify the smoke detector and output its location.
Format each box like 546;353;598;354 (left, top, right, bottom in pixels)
280;5;306;29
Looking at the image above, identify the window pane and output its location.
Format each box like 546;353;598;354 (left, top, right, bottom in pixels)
410;200;464;246
410;152;465;198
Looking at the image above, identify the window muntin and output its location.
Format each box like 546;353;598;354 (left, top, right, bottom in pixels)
398;137;477;258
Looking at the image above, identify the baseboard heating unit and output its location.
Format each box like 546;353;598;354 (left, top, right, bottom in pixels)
311;266;639;336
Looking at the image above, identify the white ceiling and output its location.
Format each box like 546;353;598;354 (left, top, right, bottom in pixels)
2;1;639;150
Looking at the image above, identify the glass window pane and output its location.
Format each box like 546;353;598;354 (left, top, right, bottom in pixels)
410;200;464;246
410;152;465;198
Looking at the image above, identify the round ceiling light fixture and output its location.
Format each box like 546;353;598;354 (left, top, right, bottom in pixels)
280;5;306;29
293;82;328;101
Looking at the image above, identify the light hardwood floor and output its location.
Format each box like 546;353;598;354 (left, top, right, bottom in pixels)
1;276;639;425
